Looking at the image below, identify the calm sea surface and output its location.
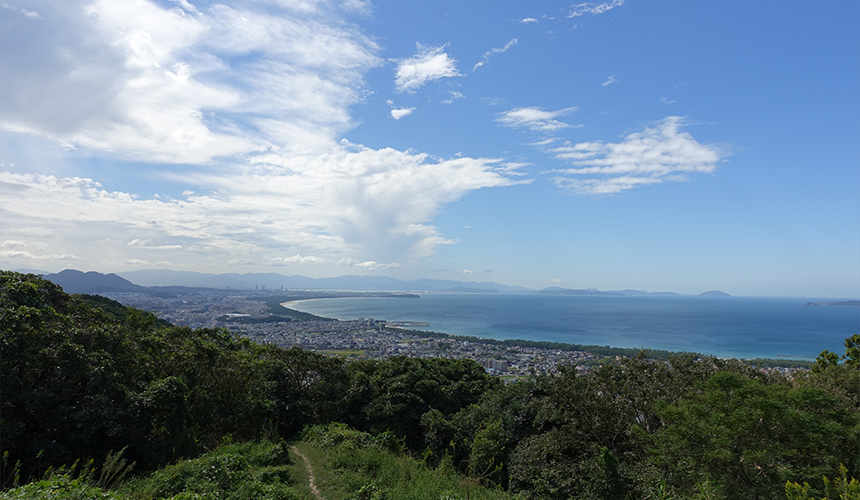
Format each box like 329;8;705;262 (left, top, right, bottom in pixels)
287;294;860;360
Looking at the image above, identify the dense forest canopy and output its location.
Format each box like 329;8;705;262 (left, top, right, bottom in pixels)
2;270;858;499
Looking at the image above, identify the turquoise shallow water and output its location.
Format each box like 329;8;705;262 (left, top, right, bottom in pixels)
287;294;860;359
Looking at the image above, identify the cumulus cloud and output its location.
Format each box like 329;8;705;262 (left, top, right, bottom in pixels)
0;0;380;162
0;0;539;273
520;17;538;23
394;43;461;93
567;0;624;18
0;145;522;270
550;117;724;194
497;106;578;132
473;38;518;72
391;107;416;120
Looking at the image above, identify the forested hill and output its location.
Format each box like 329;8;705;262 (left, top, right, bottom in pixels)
2;270;859;499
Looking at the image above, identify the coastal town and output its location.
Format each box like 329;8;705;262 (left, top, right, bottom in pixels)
102;290;595;377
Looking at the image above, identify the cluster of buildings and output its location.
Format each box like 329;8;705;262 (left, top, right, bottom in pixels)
102;289;800;378
102;290;594;377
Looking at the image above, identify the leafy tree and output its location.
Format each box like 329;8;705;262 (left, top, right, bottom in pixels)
260;344;350;438
344;357;499;450
1;272;148;478
785;465;860;500
649;371;859;500
844;335;860;370
813;350;842;373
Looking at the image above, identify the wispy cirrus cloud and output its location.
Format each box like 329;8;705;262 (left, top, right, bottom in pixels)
394;43;461;93
497;106;578;132
550;117;724;194
473;38;518;72
567;0;624;18
0;249;79;260
1;2;40;19
441;91;465;104
602;75;618;86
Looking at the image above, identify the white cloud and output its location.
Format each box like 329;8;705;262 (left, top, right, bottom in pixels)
520;17;538;23
497;106;578;132
0;0;380;162
550;117;724;194
602;75;617;86
0;145;523;270
279;254;332;264
1;3;41;19
473;38;518;72
660;97;678;104
567;0;624;17
394;43;461;93
128;238;183;250
0;250;79;260
441;90;465;104
0;0;529;273
391;107;416;120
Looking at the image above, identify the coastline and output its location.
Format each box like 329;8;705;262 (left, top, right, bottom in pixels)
282;293;856;362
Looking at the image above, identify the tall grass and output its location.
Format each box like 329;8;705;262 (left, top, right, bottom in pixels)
302;423;522;500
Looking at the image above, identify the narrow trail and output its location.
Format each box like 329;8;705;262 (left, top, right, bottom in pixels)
290;445;325;500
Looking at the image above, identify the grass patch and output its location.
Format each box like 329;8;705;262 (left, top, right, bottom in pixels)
317;349;365;357
116;441;306;500
300;423;519;500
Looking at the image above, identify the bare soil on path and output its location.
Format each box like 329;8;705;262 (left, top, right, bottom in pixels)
290;445;325;500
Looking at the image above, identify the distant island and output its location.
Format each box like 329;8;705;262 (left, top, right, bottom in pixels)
804;300;860;307
698;290;731;298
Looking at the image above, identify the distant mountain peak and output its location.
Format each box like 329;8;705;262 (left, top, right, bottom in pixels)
43;269;147;294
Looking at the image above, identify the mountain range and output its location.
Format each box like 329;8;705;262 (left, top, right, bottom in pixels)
28;268;728;297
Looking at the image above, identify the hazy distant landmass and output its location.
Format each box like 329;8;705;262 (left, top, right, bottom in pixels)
116;269;530;293
610;289;680;296
538;287;622;296
43;269;148;294
805;300;860;307
32;268;738;298
37;269;528;294
538;287;679;297
443;287;500;293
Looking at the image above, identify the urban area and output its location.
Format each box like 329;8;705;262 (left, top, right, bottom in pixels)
102;289;594;378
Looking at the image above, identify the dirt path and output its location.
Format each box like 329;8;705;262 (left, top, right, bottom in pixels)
290;445;325;500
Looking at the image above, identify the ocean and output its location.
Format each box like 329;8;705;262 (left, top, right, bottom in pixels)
286;294;860;360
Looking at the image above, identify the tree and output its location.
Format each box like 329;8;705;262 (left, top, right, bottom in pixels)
649;371;859;499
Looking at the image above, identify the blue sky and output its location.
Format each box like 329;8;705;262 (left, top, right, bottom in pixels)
1;0;858;297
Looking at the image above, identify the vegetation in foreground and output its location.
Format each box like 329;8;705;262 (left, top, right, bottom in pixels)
2;270;859;499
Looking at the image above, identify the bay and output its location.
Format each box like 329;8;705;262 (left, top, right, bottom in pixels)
287;294;860;360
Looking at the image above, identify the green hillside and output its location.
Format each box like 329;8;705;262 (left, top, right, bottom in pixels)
2;271;859;499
